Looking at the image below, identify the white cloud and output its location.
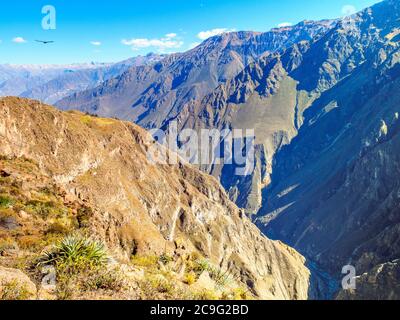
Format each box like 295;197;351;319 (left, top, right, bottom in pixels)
197;28;235;40
278;22;293;28
165;33;177;39
342;5;357;16
90;41;102;46
122;35;183;51
12;37;27;43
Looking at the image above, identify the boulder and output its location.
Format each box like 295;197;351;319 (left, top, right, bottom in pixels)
192;271;216;292
0;266;37;300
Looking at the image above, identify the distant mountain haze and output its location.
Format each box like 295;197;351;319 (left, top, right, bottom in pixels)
0;54;165;104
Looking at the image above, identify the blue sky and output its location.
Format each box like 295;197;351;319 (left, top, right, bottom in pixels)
0;0;381;64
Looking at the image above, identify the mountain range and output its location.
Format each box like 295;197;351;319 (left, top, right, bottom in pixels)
1;0;399;300
0;53;164;104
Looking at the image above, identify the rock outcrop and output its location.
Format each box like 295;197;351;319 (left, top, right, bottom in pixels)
336;260;400;300
0;266;37;300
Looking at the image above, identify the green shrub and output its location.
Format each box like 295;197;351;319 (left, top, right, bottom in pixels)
189;259;209;275
207;266;232;289
38;235;108;270
187;258;233;289
0;195;13;208
183;271;197;285
25;199;69;219
159;253;173;265
151;277;173;294
37;236;112;300
140;275;175;298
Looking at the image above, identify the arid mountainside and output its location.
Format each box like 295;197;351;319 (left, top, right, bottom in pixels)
20;54;165;105
136;1;400;299
252;0;400;299
0;97;310;300
55;0;400;300
259;1;400;274
56;20;334;127
54;19;335;216
171;0;400;217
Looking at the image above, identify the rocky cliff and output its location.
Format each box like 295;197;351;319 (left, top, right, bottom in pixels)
0;97;310;300
149;2;400;300
336;260;400;300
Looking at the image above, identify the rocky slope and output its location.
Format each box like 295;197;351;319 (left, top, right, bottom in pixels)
171;52;304;213
0;97;310;300
171;0;400;300
336;260;400;300
166;0;400;216
147;1;400;299
252;0;400;299
54;0;400;299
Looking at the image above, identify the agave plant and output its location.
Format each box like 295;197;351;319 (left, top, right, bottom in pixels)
39;235;108;268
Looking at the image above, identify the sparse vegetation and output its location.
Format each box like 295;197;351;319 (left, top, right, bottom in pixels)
38;235;108;270
0;157;253;301
0;237;18;255
131;255;159;269
82;268;125;292
76;207;93;228
192;289;219;300
185;257;233;289
159;253;174;265
35;235;127;300
147;275;174;294
0;195;13;208
183;271;196;285
17;235;43;251
25;200;65;219
0;280;31;300
0;157;84;261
